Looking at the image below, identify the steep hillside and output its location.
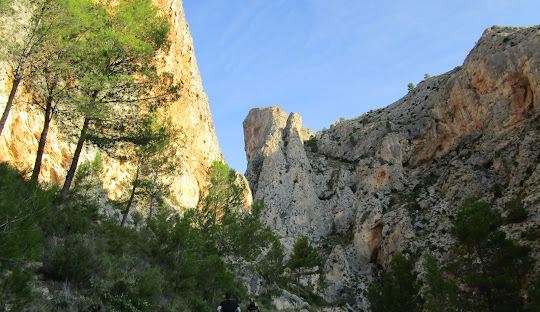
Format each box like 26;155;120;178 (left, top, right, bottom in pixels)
243;25;540;308
0;0;223;207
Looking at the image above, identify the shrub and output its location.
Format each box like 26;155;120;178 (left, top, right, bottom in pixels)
504;199;528;224
526;273;540;310
305;135;318;152
368;253;420;312
0;163;57;309
0;267;34;311
0;162;54;263
43;234;107;287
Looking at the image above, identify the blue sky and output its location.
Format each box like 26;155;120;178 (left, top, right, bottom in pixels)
182;0;540;173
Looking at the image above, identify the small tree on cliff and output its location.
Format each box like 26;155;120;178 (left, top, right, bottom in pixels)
198;162;271;257
115;116;179;226
258;235;285;285
287;236;320;294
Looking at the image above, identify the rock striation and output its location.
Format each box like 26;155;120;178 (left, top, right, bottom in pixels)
0;0;223;208
243;26;540;309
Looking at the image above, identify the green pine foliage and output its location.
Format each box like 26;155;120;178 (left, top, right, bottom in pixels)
0;1;290;310
448;197;532;312
51;0;178;198
526;273;540;311
197;162;273;261
368;197;536;312
258;236;286;285
288;236;320;271
0;159;289;311
0;0;14;15
305;135;318;152
423;254;460;312
0;267;34;311
0;163;55;310
287;236;320;295
0;163;53;263
368;252;421;312
504;198;528;224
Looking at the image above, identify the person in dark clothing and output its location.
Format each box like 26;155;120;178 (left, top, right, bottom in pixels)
217;292;241;312
246;298;260;311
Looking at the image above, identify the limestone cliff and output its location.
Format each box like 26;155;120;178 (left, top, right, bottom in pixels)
0;0;223;207
244;25;540;308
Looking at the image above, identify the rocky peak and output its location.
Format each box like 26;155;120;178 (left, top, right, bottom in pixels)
244;106;319;239
243;25;540;308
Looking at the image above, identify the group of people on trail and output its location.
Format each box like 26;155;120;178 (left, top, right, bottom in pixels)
217;293;260;312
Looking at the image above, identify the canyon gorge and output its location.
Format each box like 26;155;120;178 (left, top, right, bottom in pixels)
1;0;539;310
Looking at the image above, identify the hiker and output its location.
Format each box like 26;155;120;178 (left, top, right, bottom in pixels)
246;298;260;312
217;292;241;312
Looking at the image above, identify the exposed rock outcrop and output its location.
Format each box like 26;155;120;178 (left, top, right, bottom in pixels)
244;107;325;240
0;0;223;207
243;25;540;309
151;0;224;207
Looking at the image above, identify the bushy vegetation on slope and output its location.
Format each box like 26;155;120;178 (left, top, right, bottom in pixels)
0;160;328;311
368;197;539;312
0;162;246;310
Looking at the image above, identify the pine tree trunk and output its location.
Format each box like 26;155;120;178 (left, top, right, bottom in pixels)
0;1;47;136
0;77;22;136
61;116;90;198
296;270;300;294
147;196;154;223
147;172;159;223
121;162;140;226
31;95;54;184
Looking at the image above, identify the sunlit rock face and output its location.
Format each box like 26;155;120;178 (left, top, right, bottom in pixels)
148;0;225;207
243;26;540;309
0;0;224;208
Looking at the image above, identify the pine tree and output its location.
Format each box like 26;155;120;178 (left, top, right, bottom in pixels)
117;116;178;226
58;0;175;198
26;0;83;183
259;236;285;285
0;0;54;136
287;236;320;294
0;163;54;310
368;252;420;312
448;197;532;312
197;162;273;260
423;253;460;312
